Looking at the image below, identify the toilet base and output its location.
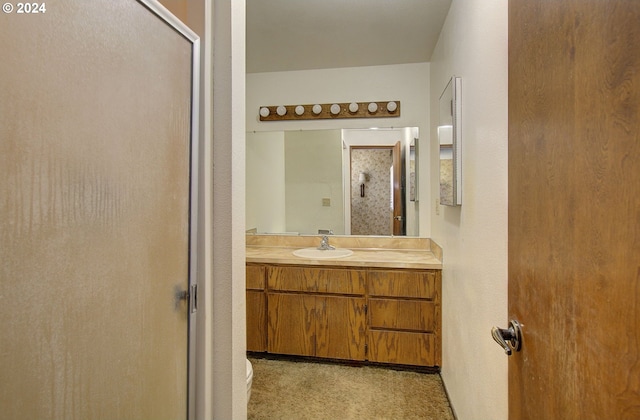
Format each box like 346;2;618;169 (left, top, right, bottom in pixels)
246;359;253;402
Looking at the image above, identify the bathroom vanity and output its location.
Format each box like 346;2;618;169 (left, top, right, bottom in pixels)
246;235;442;368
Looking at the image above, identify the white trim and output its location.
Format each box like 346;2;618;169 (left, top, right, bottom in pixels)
138;0;199;42
199;0;214;418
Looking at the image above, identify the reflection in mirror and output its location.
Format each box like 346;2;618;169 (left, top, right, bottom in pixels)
409;137;418;202
246;128;419;236
350;146;400;236
438;76;462;206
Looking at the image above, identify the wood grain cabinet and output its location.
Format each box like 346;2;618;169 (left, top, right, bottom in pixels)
246;264;267;352
367;269;442;367
267;266;367;361
246;263;441;368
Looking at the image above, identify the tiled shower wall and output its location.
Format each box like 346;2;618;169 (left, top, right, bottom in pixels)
350;148;393;235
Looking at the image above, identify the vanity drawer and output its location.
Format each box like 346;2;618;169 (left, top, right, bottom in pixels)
268;266;366;295
368;270;438;299
246;264;266;290
368;298;437;332
367;330;436;366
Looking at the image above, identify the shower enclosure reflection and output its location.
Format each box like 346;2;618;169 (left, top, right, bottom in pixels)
246;127;419;236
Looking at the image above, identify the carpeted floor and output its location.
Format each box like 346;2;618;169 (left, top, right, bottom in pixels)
248;356;455;420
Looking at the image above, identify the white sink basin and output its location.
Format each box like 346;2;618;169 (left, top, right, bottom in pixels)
292;248;354;259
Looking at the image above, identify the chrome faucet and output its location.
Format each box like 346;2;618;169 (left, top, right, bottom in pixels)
318;235;335;250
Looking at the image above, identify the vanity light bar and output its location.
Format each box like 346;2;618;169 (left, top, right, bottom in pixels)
258;101;400;121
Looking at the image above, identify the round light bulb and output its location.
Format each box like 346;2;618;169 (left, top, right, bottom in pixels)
312;104;322;114
259;107;270;118
349;102;359;113
368;102;378;113
330;104;341;115
276;106;287;116
386;101;397;112
295;105;305;116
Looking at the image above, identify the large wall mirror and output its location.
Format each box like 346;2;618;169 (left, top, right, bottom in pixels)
246;127;420;236
438;76;462;206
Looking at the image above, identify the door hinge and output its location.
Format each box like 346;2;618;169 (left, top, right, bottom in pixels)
364;304;368;314
364;343;368;355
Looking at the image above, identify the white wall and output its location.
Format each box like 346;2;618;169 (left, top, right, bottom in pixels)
246;131;286;233
208;0;247;418
429;1;508;419
247;63;431;236
284;130;344;234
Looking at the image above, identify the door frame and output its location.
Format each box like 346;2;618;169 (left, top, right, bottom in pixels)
348;145;398;236
138;1;201;418
391;141;405;235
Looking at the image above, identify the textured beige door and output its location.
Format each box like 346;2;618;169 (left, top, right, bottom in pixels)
0;1;196;419
509;0;640;418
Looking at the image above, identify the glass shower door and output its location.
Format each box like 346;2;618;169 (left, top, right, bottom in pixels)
0;1;199;418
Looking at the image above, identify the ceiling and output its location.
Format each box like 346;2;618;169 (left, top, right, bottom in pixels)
246;0;452;74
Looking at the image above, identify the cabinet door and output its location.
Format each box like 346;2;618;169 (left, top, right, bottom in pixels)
368;270;438;299
246;264;265;290
368;330;436;366
246;264;266;352
246;290;267;352
267;293;316;356
368;299;437;331
316;296;366;361
268;266;366;294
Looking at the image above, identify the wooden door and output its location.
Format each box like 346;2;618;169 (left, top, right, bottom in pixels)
508;1;640;418
392;141;405;235
316;296;366;360
0;1;198;419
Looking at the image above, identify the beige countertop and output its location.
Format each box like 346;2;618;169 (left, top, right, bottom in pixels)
246;235;442;270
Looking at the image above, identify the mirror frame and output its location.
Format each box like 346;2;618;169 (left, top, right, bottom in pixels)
438;76;462;206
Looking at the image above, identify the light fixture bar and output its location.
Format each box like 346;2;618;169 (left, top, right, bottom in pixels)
258;101;400;121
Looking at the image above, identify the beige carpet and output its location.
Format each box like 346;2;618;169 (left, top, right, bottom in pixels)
248;356;455;420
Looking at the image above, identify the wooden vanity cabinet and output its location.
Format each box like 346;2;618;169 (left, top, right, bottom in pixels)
246;264;267;352
267;266;367;361
367;269;442;367
246;263;442;368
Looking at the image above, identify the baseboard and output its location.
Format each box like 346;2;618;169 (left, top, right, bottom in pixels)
439;373;458;420
247;351;441;374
